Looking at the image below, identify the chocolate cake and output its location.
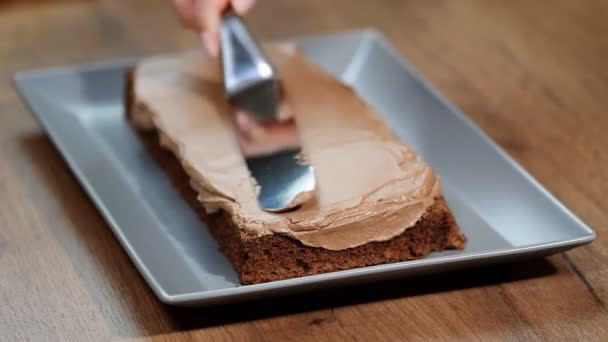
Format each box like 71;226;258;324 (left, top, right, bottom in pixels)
126;46;466;284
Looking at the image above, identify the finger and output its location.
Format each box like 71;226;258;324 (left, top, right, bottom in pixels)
172;0;197;29
231;0;255;14
194;0;227;33
200;31;219;57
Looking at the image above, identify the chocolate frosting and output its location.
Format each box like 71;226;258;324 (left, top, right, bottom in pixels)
132;46;441;250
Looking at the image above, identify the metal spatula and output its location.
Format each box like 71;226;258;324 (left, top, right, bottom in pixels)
219;11;316;212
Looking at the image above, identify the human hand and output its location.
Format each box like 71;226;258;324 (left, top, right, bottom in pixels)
172;0;297;157
171;0;256;57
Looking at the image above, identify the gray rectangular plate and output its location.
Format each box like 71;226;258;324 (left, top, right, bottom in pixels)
14;29;595;307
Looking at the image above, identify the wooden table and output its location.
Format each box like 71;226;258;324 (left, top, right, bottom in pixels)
1;0;607;340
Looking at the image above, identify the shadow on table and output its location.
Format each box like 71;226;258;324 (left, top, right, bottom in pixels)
21;133;557;337
165;258;556;329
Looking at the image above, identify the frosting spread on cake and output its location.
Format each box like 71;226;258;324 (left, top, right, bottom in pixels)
131;46;441;250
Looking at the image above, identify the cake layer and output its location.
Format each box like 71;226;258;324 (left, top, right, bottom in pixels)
130;46;444;250
133;128;466;284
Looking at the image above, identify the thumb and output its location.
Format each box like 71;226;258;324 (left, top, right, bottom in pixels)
231;0;255;15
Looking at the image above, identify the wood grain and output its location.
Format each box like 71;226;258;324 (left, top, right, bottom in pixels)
1;0;607;340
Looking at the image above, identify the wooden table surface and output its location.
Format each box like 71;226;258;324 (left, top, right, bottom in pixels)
1;0;607;340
